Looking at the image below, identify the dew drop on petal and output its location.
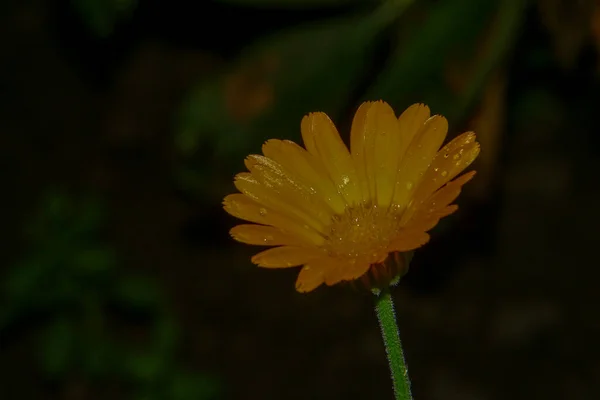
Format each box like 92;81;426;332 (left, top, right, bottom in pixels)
259;208;268;216
441;170;448;177
406;181;413;190
341;175;350;185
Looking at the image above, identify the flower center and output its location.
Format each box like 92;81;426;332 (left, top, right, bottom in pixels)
324;204;403;264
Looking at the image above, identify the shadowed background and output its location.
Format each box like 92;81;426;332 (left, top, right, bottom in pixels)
1;0;599;399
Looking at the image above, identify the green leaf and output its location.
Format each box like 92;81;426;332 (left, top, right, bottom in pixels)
4;259;47;299
71;0;138;37
168;371;220;400
214;0;369;9
71;247;116;275
447;0;526;120
38;318;76;378
153;317;180;357
176;1;408;198
123;351;166;383
365;0;502;119
113;276;161;312
81;337;115;378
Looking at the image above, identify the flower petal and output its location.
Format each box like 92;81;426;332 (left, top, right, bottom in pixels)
244;154;332;227
251;246;324;268
393;115;448;208
388;230;430;252
262;139;346;214
397;103;431;160
234;172;326;234
350;101;403;207
295;262;327;293
350;101;377;203
323;258;371;286
301;112;362;206
401;171;476;226
223;194;323;246
230;224;306;247
411;132;480;205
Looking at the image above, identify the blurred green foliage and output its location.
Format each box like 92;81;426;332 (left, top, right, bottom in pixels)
174;0;526;202
215;0;371;7
1;193;219;400
71;0;138;37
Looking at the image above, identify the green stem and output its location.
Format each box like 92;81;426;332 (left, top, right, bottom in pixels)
375;288;412;400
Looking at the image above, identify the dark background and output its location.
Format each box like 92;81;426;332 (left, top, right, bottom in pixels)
1;0;599;399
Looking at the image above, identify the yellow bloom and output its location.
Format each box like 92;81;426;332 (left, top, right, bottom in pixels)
223;101;480;292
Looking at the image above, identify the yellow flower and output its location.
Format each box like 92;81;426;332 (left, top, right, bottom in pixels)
223;101;480;292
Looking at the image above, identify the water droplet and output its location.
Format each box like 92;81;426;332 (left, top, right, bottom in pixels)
341;175;350;185
405;181;413;190
259;208;267;216
434;167;439;172
453;153;461;161
308;186;317;194
441;170;448;177
264;235;274;243
443;153;449;158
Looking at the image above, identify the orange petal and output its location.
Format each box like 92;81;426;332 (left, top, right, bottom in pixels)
397;103;431;160
234;172;326;234
393;115;448;208
350;101;403;207
350;101;376;202
388;230;430;252
251;246;324;268
295;262;328;293
244;154;332;227
230;224;306;247
223;194;323;246
323;258;371;286
411;132;480;204
301;112;361;206
262;139;346;214
402;171;476;226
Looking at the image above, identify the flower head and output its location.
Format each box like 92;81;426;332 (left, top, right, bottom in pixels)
223;101;480;292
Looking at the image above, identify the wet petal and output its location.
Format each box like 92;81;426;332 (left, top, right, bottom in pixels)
244;154;333;227
251;246;324;268
323;258;371;286
301;112;361;206
350;101;376;202
388;230;430;252
397;103;431;161
262;139;346;214
402;171;476;226
295;261;328;293
411;132;480;204
230;224;306;247
234;172;326;234
393;115;448;208
223;194;323;246
353;101;402;207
